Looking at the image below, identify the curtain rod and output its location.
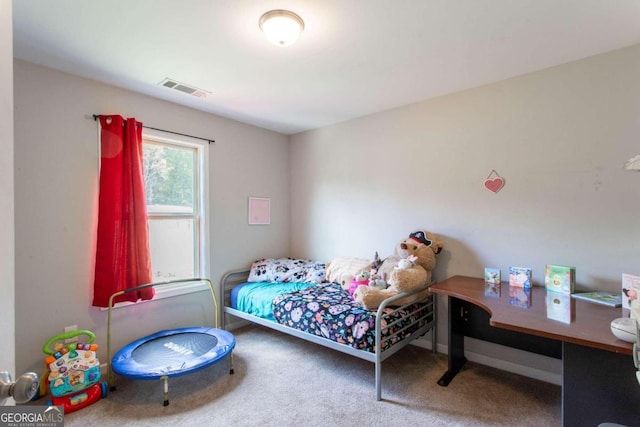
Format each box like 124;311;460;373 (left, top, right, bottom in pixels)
91;114;215;144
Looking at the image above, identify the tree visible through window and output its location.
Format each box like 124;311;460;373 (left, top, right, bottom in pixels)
143;139;202;282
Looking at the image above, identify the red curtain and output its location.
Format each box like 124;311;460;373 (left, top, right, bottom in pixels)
92;115;154;307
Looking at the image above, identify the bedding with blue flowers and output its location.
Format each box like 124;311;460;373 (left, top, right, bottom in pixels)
272;282;429;352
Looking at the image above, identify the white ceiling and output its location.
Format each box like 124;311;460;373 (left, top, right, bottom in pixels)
12;0;640;135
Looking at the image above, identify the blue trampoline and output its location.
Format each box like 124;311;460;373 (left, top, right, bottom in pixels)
107;279;234;406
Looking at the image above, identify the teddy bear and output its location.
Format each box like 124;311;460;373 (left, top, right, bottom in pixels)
354;230;444;310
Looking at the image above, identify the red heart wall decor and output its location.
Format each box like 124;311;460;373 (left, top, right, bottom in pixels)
484;177;504;193
484;170;505;193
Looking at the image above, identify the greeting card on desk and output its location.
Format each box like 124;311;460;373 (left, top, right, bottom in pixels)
484;268;501;297
509;266;532;288
509;285;531;308
621;273;640;309
571;291;622;307
546;292;575;324
544;264;575;294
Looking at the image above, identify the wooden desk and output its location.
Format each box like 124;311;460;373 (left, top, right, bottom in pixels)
431;275;638;427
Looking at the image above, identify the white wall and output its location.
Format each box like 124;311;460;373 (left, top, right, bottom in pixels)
13;41;640;384
0;0;14;382
290;44;640;378
13;60;290;375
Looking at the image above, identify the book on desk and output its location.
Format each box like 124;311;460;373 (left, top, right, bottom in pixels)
621;273;640;310
484;268;501;297
509;266;531;288
544;264;575;294
571;291;622;307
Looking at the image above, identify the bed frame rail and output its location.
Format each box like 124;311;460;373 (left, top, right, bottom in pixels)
220;269;437;401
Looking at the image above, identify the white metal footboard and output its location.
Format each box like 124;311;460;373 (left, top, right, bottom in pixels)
220;268;437;401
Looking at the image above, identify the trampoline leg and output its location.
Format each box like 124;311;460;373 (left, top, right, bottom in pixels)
161;375;169;406
229;352;234;375
109;374;117;392
108;364;117;391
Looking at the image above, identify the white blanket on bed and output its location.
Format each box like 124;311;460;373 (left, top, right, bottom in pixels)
325;256;372;288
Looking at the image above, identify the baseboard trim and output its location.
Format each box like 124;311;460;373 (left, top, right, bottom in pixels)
463;348;562;385
410;338;562;386
224;317;250;331
226;321;562;386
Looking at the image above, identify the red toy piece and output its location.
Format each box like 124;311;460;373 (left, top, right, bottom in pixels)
48;382;107;414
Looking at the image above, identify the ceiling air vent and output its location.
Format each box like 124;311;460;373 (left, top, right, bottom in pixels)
158;78;209;98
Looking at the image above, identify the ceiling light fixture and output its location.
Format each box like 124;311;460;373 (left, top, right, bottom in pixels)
259;9;304;47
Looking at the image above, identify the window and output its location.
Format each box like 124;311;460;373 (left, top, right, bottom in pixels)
142;131;208;296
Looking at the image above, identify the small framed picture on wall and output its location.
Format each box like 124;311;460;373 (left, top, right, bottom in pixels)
248;197;271;225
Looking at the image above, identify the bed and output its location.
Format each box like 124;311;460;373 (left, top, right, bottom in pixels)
221;258;437;400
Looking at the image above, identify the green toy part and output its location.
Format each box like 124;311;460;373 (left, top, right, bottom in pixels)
42;330;96;355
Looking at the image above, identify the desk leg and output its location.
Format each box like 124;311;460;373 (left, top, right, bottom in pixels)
437;295;467;386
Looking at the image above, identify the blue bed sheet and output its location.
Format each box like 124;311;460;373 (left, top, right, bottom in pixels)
231;281;315;321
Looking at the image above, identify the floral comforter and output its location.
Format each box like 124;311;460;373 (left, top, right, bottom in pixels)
272;282;428;353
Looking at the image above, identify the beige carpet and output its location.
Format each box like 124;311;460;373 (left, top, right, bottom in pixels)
58;325;561;426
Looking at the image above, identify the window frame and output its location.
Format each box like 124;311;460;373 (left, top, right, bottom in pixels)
141;128;210;300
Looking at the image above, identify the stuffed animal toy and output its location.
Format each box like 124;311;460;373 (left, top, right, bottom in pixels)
354;230;444;310
395;254;418;270
371;251;383;271
348;270;371;297
368;268;387;289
